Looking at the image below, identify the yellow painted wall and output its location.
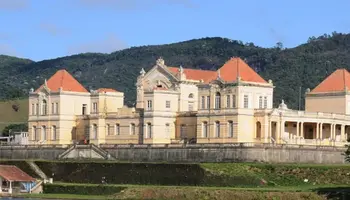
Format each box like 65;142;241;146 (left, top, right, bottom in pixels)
305;94;346;114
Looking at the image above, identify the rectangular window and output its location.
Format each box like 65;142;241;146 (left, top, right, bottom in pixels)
206;96;210;109
52;103;55;114
106;124;110;135
226;95;230;108
202;122;208;138
82;104;87;115
228;121;233;138
36;103;39;115
115;124;120;135
201;96;205;109
215;121;220;137
84;126;89;139
232;95;236;108
31;104;35;115
93;102;98;113
55;103;59;114
92;124;97;139
147;100;152;110
166;100;171;108
259;96;263;109
244;95;249;108
264;96;268;108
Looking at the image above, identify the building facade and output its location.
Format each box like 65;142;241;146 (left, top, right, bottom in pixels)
28;57;350;146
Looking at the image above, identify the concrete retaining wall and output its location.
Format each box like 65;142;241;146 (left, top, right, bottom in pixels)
0;144;347;164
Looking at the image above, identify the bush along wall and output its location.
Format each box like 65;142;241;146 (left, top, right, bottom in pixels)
43;183;127;195
35;161;262;187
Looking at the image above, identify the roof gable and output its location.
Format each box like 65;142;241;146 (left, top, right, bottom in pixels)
311;69;350;93
218;57;267;83
35;69;88;93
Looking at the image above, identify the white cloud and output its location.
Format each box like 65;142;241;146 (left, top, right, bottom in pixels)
0;0;29;11
67;34;128;55
39;23;70;36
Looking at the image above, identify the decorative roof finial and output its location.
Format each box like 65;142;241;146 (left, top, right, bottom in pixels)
140;68;146;76
29;88;34;93
217;69;221;79
156;57;165;66
179;65;184;73
44;79;48;86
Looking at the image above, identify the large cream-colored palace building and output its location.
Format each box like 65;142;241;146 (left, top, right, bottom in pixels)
28;57;350;146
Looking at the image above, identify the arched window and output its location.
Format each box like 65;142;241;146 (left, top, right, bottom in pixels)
115;124;120;135
42;100;47;115
147;123;152;138
41;126;46;140
228;121;233;138
202;121;208;138
215;121;220;137
51;125;57;141
165;123;170;135
215;92;221;109
188;93;194;98
32;126;38;141
130;123;136;135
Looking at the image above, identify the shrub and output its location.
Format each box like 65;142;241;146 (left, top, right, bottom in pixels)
43;183;127;195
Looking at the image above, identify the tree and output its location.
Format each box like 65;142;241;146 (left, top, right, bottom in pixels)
2;123;28;137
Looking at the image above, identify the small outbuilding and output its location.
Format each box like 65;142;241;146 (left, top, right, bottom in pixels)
0;165;37;194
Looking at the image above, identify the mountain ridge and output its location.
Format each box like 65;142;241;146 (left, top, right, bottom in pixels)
0;32;349;110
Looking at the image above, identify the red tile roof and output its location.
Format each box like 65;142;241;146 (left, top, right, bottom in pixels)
167;57;267;84
35;69;88;93
168;67;216;83
97;88;119;93
219;57;267;83
0;165;36;182
311;69;350;93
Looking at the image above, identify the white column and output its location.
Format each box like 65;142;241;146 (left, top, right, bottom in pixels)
341;125;345;142
9;181;12;194
0;177;2;193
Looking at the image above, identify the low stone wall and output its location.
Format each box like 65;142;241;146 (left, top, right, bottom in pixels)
0;146;66;160
102;144;347;164
0;144;347;164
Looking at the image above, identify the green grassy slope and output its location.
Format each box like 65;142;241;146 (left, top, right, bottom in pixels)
0;99;28;133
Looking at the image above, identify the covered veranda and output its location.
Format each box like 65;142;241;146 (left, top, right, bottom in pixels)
0;165;36;194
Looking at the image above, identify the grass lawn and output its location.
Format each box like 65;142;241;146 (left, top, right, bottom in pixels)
18;193;110;200
20;184;344;200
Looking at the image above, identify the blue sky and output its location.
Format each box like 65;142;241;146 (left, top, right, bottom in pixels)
0;0;350;61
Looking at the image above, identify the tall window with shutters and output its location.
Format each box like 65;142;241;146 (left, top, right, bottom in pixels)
226;95;230;108
201;96;205;109
259;96;263;109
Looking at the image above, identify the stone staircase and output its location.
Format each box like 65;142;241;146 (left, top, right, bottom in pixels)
58;144;115;160
26;161;47;180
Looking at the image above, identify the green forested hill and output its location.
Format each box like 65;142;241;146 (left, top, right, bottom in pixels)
1;32;349;109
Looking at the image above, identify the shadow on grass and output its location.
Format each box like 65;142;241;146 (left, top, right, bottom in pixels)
313;187;350;200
